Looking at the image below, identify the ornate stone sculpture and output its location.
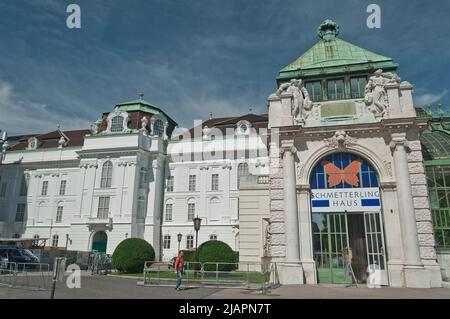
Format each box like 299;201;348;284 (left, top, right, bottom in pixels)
90;117;103;135
276;78;313;126
263;218;272;257
325;130;357;149
140;116;149;135
364;69;401;118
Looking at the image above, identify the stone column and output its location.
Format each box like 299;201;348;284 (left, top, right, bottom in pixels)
280;143;303;284
390;133;427;287
297;184;317;284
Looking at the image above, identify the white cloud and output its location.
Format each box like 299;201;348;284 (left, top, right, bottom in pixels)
414;90;448;107
0;81;90;136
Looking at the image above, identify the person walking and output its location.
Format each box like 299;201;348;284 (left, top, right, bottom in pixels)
174;250;184;291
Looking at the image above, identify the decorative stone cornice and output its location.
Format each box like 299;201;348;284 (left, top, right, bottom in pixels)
199;166;209;170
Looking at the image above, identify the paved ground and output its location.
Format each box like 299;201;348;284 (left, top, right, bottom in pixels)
0;274;449;299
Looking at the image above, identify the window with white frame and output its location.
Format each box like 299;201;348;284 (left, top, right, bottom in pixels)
163;235;171;249
59;180;67;196
165;203;173;221
188;203;195;221
41;181;49;196
153;119;164;137
0;182;7;197
209;234;217;241
137;196;146;219
100;161;113;188
19;176;27;197
211;174;219;191
52;234;59;247
139;167;148;189
97;196;110;219
56;206;63;223
167;176;174;192
186;235;194;249
189;175;196;192
15;203;26;222
110;115;124;133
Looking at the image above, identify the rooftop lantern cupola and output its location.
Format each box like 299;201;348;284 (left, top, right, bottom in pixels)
317;19;340;41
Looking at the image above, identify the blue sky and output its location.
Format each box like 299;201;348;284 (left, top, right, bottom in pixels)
0;0;449;135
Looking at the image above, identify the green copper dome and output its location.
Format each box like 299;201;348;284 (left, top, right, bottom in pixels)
277;19;398;81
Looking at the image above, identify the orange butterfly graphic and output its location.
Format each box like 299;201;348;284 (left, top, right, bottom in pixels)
322;160;363;188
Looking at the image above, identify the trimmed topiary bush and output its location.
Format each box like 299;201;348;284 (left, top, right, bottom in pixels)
112;238;155;273
197;240;237;271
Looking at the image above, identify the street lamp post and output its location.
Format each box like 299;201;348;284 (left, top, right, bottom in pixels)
193;216;202;258
177;233;182;252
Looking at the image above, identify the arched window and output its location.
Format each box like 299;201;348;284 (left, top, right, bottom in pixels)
110;115;124;133
153;119;164;137
186;235;194;250
238;163;249;188
52;234;59;247
100;161;113;188
139;167;148;189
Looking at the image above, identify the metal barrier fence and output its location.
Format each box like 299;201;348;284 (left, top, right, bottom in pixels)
0;262;51;291
87;252;112;275
139;261;280;292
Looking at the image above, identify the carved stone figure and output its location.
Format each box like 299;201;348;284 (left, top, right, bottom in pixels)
364;69;401;118
276;78;313;125
324;130;357;149
140;116;149;135
90;117;103;135
263;219;272;257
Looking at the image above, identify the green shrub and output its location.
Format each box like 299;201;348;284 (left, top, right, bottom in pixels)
112;238;155;273
197;240;237;271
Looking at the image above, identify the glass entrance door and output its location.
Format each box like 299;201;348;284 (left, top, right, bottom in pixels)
313;211;388;285
312;213;352;284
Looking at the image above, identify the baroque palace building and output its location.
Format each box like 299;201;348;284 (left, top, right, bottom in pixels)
0;20;449;287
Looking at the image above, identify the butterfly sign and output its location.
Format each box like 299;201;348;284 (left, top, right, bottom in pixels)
322;160;363;188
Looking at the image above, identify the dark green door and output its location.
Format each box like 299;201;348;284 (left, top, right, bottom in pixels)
92;231;107;253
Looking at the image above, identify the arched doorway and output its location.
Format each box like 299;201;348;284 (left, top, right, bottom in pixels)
310;152;387;285
92;231;108;253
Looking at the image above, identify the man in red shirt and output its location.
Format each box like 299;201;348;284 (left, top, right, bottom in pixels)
174;250;184;291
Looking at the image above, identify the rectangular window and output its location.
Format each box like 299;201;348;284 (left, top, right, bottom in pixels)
188;203;195;221
0;182;7;198
15;203;26;222
327;78;345;100
163;235;171;249
186;235;194;250
189;175;196;192
305;81;322;102
19;177;27;197
97;196;110;219
59;180;67;196
41;181;49;196
211;174;219;191
165;204;173;221
350;77;367;99
56;206;63;223
167;176;174;192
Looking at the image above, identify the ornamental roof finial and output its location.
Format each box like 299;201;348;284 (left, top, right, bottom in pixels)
317;19;340;40
138;92;144;100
